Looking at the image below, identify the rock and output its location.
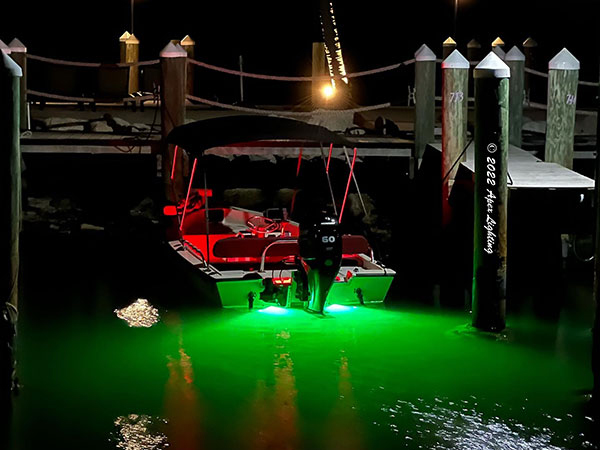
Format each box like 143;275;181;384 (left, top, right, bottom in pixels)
80;223;105;231
223;188;265;209
90;121;113;133
41;117;85;131
130;197;156;220
303;109;355;132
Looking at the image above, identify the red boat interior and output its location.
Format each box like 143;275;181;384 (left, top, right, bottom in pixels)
166;189;372;269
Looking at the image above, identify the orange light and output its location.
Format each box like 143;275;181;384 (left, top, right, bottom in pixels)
273;277;293;286
322;84;335;99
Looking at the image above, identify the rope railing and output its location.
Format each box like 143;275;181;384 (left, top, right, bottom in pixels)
527;100;597;117
525;67;598;87
188;58;415;82
186;94;390;116
27;89;157;104
28;54;160;68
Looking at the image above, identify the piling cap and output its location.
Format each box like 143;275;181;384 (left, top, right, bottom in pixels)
523;37;537;48
415;44;436;61
491;37;505;48
1;52;23;77
125;34;139;45
160;42;188;58
8;38;26;53
442;49;469;69
505;46;525;62
474;52;510;78
492;46;506;59
0;40;11;54
549;48;580;70
119;31;131;42
443;37;457;46
467;39;481;49
180;35;195;46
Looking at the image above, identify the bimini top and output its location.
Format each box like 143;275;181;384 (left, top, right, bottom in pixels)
166;115;352;155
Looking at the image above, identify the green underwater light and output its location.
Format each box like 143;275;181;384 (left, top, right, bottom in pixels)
324;304;357;313
257;306;290;315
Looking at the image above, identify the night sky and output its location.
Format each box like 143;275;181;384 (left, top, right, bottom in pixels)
2;0;599;102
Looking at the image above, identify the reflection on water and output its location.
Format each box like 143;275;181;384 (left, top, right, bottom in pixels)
112;414;168;450
241;329;299;450
11;303;598;450
324;352;364;450
163;313;203;449
115;299;160;328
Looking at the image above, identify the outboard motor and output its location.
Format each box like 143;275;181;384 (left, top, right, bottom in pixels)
299;212;342;314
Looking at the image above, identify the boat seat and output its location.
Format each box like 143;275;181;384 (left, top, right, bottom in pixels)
212;235;370;259
213;237;299;258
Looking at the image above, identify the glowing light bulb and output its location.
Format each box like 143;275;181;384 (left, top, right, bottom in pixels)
322;85;335;99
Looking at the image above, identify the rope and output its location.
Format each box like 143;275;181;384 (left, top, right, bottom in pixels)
524;67;549;78
525;67;599;86
528;101;597;117
27;89;156;104
186;94;390;116
188;58;414;82
28;54;159;68
27;89;95;103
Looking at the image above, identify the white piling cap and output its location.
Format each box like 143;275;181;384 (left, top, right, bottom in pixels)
549;48;580;70
505;46;525;62
160;42;188;58
415;44;436;61
492;46;506;59
180;35;195;46
474;52;510;78
119;31;131;42
1;52;23;77
442;49;469;69
0;40;11;54
8;38;26;53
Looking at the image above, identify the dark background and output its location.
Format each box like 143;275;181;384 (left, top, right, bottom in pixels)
1;0;599;103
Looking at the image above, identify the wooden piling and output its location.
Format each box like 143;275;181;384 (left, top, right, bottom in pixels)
467;39;482;63
491;37;505;60
545;48;579;170
160;42;187;201
180;35;196;96
414;44;437;163
0;52;22;392
472;52;510;332
124;34;139;94
442;37;457;60
8;39;27;131
119;31;131;61
593;61;600;401
523;37;537;102
441;49;469;227
505;46;525;147
312;42;328;108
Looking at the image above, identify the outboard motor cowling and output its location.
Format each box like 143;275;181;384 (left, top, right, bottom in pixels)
299;212;342;314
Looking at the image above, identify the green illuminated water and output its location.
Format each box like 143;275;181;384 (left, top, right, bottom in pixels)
8;234;598;449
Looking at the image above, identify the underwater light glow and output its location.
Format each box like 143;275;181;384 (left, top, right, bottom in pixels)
258;306;290;316
325;304;357;313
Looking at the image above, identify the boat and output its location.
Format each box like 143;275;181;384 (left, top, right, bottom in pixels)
163;115;395;313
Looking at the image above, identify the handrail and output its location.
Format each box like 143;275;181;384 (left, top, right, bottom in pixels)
259;239;298;272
